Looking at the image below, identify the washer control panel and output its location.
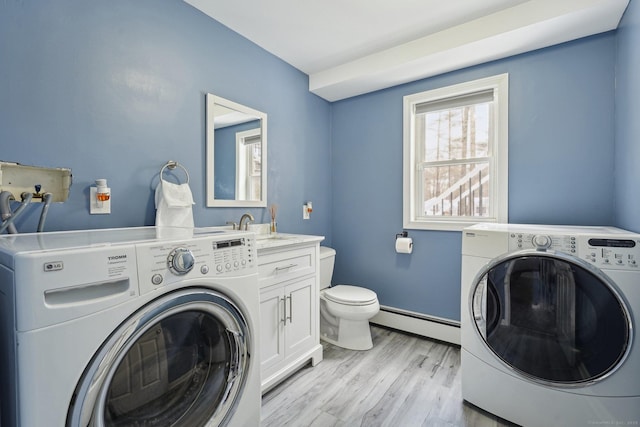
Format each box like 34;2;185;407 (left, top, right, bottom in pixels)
136;234;256;294
508;233;578;253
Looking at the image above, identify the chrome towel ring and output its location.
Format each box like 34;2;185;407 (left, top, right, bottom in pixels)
160;160;190;184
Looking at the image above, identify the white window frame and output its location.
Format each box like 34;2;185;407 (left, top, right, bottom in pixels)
403;74;509;231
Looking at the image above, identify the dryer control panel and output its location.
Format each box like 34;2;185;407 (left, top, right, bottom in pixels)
508;232;640;270
578;236;640;269
508;232;578;253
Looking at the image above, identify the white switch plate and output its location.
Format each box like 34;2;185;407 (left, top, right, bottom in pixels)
90;187;111;214
303;204;309;220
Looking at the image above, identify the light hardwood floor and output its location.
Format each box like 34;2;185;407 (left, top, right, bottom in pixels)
261;325;518;427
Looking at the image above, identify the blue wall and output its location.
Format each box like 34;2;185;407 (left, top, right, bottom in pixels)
1;0;633;323
0;0;332;237
616;0;640;233
330;34;617;321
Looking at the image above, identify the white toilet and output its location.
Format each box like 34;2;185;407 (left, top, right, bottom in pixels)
319;246;380;350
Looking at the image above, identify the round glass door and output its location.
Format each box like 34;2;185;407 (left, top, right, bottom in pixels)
67;289;251;427
472;250;631;386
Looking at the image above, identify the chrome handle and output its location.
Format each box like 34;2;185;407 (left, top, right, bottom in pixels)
226;329;245;381
286;295;292;323
281;297;287;324
275;263;298;273
472;277;488;339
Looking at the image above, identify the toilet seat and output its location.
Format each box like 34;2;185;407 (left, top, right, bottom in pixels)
323;285;378;306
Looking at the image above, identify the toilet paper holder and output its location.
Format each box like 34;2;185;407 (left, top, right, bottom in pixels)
395;230;413;254
395;231;409;239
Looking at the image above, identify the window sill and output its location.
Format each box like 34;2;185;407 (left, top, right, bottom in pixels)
403;218;499;232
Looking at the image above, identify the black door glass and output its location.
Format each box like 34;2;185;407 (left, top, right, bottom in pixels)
104;311;232;426
474;255;629;384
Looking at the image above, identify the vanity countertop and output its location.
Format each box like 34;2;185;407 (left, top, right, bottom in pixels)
255;233;324;251
196;226;324;250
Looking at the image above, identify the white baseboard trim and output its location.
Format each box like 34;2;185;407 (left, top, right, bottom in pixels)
371;305;461;346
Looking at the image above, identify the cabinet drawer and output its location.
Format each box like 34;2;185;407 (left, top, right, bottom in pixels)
258;246;316;286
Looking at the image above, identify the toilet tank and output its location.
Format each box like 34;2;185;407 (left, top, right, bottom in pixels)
319;246;336;290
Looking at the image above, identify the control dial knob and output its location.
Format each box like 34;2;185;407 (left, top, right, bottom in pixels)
532;234;552;249
167;247;195;275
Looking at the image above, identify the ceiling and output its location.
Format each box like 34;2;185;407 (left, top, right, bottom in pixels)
184;0;629;102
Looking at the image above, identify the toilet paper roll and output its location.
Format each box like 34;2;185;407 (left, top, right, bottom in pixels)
395;237;413;254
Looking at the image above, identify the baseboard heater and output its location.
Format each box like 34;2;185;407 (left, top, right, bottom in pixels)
371;305;461;346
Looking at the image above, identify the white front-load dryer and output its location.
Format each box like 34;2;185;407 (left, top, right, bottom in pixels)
461;223;640;427
0;227;260;427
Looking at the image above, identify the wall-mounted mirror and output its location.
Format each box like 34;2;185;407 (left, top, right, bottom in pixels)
206;93;267;207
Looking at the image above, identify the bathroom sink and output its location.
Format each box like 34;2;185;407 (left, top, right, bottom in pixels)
246;226;324;250
256;234;296;240
255;233;307;249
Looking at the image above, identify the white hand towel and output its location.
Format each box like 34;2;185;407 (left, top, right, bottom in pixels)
155;179;195;227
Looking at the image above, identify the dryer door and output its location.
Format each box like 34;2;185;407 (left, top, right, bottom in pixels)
67;288;251;427
471;250;632;386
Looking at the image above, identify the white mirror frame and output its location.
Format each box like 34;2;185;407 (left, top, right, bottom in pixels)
206;93;267;207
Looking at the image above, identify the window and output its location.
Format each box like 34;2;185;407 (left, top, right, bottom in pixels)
403;74;508;231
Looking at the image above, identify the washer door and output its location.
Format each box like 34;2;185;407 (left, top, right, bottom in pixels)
471;250;632;386
67;288;251;427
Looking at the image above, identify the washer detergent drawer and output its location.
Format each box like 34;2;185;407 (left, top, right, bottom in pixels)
14;246;139;331
258;246;315;287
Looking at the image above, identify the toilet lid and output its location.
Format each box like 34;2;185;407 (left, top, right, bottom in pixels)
324;285;378;305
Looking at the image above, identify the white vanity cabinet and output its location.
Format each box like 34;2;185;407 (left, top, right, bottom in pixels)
257;237;323;392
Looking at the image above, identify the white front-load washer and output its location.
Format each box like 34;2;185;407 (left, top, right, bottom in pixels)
461;223;640;427
0;226;260;427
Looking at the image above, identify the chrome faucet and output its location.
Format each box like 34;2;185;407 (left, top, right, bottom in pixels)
239;213;254;231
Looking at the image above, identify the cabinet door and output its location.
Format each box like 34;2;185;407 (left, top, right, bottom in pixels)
284;277;316;359
259;286;285;376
